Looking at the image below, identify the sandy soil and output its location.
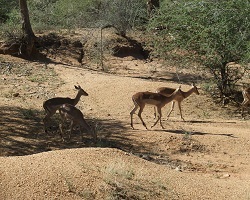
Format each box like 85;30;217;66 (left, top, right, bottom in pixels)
0;51;250;199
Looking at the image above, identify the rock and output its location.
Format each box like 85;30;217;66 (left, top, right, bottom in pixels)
222;174;230;178
13;93;19;97
175;166;182;172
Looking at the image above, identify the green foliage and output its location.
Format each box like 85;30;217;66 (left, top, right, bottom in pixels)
150;0;250;63
0;9;23;41
149;0;250;100
28;0;100;30
1;0;147;35
98;0;147;36
0;0;21;40
0;0;18;23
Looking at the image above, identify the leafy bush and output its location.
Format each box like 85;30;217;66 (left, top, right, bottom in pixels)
148;0;250;101
0;0;17;23
1;0;147;35
28;0;100;30
97;0;147;36
0;7;23;41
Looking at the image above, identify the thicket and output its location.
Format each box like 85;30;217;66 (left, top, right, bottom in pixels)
0;0;147;36
0;0;17;23
149;0;250;103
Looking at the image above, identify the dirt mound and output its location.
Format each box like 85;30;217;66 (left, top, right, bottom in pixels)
1;148;248;200
0;148;175;199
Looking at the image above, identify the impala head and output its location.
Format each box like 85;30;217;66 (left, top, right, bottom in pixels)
191;83;200;95
75;85;88;96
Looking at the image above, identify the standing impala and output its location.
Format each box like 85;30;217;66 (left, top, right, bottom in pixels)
59;104;96;142
155;83;199;121
43;85;88;132
241;87;250;118
130;87;182;130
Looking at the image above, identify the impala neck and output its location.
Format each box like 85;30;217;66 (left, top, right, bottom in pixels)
163;91;179;105
182;87;195;99
73;91;82;105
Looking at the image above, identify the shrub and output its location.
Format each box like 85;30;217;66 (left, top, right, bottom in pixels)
148;0;250;102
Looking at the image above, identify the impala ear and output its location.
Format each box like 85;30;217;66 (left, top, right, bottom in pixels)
175;85;181;92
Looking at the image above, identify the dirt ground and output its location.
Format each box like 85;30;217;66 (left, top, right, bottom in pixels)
0;33;250;199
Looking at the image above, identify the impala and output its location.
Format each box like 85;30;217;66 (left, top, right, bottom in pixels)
154;83;199;121
43;85;88;132
241;87;250;118
130;87;182;130
58;103;96;142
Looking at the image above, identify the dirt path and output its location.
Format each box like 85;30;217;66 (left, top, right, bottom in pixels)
1;57;250;199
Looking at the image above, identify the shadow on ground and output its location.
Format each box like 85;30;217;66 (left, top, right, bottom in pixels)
1;106;234;172
133;71;203;85
0;106;149;157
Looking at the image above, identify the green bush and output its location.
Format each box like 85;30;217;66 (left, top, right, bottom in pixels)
1;0;147;34
148;0;250;101
97;0;147;36
0;8;23;41
0;0;17;23
28;0;100;30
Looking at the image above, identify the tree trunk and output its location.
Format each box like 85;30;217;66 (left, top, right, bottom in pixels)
19;0;36;56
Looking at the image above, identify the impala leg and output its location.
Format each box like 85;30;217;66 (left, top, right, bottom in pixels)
153;106;157;119
58;115;67;142
241;107;244;118
241;101;246;118
151;107;164;129
59;123;65;142
43;110;56;133
158;108;164;129
59;117;66;142
177;102;185;121
68;120;75;141
241;99;248;118
130;103;139;129
167;101;175;119
137;105;148;130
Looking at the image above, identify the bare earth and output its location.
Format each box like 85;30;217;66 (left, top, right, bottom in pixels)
0;52;250;199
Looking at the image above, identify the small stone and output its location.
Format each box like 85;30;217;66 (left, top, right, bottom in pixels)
222;174;230;178
13;93;19;97
175;166;182;172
